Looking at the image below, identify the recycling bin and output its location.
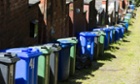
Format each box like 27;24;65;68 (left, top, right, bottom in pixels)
102;28;111;49
126;13;132;18
93;29;105;58
57;37;78;76
108;26;116;43
79;32;98;60
114;27;120;41
43;43;61;84
0;52;20;84
116;25;125;38
6;48;42;84
124;15;131;20
119;21;129;31
128;4;135;10
29;45;51;84
56;40;72;81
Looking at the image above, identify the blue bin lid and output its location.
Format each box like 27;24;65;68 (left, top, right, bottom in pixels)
57;40;72;48
103;28;111;32
80;32;98;37
108;26;115;30
93;28;103;31
6;48;42;59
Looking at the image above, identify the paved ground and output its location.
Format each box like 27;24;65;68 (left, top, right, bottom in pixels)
58;7;140;84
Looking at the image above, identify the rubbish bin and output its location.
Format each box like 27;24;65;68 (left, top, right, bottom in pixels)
124;15;131;20
29;45;51;84
108;26;116;43
6;48;42;84
114;27;120;41
79;32;98;60
119;21;129;31
128;4;135;10
0;52;20;84
43;43;61;84
56;40;72;81
116;25;125;38
57;37;78;76
102;28;111;49
93;29;105;57
126;13;132;18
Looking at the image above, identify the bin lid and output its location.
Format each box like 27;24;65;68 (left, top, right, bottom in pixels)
29;46;50;55
0;52;20;63
108;26;115;30
80;32;98;37
6;48;42;59
103;28;110;32
43;43;61;52
57;40;73;48
57;37;78;44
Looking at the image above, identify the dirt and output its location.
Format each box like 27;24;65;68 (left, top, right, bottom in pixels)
58;6;140;84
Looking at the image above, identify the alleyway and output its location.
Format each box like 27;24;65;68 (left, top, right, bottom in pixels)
58;6;140;84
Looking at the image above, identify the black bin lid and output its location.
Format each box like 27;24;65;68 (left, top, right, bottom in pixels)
0;52;20;64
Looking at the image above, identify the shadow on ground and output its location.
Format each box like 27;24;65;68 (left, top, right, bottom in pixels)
98;52;117;61
124;30;132;37
58;61;104;84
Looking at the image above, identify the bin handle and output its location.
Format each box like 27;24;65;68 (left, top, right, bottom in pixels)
0;52;16;58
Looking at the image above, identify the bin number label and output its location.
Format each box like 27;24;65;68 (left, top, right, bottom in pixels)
29;58;34;69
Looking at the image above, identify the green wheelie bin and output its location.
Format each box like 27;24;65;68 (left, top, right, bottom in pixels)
29;45;51;84
93;29;105;58
29;43;61;84
57;37;78;76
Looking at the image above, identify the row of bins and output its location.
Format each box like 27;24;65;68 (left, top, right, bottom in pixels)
79;25;126;61
0;38;78;84
0;3;135;84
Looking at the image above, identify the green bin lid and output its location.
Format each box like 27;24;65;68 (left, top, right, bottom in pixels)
43;43;61;52
29;46;50;55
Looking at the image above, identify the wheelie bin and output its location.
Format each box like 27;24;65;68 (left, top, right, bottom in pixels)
116;25;125;38
6;48;42;84
43;43;61;84
114;26;121;41
92;29;105;58
0;52;20;84
29;45;51;84
102;28;111;49
108;26;116;43
79;32;98;60
56;39;72;81
119;21;129;31
93;28;110;49
57;37;78;76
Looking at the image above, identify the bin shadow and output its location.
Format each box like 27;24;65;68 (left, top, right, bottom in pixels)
58;61;104;84
122;39;130;42
124;30;131;37
98;52;117;61
105;45;120;51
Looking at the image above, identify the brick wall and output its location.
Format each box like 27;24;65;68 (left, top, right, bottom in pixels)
0;0;39;49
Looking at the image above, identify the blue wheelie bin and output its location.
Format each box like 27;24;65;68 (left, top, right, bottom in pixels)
102;28;111;49
79;32;98;60
108;26;116;43
6;48;42;84
119;21;129;31
93;28;110;49
114;27;121;41
56;39;72;81
116;25;125;38
128;4;135;10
